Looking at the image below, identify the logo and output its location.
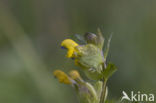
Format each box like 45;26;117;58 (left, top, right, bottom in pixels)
121;91;155;102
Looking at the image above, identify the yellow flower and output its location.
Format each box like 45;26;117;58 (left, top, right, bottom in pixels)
53;70;71;84
61;39;78;58
69;70;81;80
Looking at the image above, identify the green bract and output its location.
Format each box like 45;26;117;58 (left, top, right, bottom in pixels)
75;44;104;80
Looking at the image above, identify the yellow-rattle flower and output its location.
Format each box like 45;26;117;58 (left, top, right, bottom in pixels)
53;70;71;84
61;39;78;58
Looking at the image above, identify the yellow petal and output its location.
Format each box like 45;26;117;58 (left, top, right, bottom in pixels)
53;70;71;84
61;39;78;58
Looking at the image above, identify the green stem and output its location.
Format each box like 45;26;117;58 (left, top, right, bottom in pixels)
99;62;107;103
99;79;107;103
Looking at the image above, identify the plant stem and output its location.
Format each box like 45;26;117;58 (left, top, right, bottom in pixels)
99;62;107;103
99;79;107;103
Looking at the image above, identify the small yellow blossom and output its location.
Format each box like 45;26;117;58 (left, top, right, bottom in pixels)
61;39;78;58
69;70;81;80
53;70;71;84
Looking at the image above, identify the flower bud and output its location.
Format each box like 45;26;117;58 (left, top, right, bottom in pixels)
69;70;81;80
84;29;105;50
84;32;97;45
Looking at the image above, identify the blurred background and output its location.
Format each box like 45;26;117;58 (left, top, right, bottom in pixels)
0;0;156;103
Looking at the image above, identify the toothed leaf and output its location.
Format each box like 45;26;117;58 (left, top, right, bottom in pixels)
102;63;117;80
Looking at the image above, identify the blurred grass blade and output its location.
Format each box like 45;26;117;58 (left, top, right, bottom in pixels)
0;2;60;102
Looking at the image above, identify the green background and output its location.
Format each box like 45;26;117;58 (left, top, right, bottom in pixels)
0;0;156;103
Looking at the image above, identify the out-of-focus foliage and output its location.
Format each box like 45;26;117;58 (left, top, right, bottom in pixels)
0;0;156;103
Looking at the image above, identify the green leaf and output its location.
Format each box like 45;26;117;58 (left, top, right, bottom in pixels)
104;34;112;60
97;28;105;50
102;63;117;80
